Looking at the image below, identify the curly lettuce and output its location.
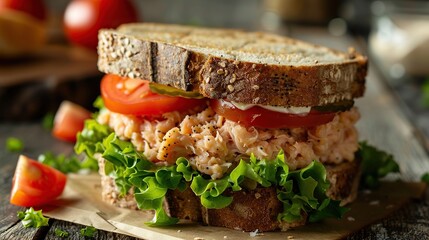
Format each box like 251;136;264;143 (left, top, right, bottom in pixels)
359;141;400;189
75;128;348;226
74;119;112;172
74;111;399;226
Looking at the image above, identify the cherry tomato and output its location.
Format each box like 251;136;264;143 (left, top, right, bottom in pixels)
64;0;138;49
10;155;67;207
0;0;46;21
101;74;207;116
210;100;336;129
53;101;91;142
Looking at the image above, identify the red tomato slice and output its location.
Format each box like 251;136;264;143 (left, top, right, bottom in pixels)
0;0;46;21
64;0;138;49
10;155;67;207
210;100;336;129
52;101;91;142
101;74;207;116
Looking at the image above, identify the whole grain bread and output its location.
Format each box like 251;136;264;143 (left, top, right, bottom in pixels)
98;157;361;232
97;23;367;107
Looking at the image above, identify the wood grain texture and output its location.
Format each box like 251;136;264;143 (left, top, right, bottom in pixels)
0;164;24;234
0;45;98;87
44;220;140;240
347;200;429;240
0;163;47;240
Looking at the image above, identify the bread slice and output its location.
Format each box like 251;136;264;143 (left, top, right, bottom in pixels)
98;157;361;232
98;23;367;107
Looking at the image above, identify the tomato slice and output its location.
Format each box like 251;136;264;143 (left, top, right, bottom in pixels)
52;101;91;142
10;155;67;207
101;74;207;116
210;100;336;129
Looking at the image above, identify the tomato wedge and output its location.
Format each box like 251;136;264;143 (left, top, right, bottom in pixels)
53;101;91;142
210;100;336;129
10;155;67;207
101;74;207;116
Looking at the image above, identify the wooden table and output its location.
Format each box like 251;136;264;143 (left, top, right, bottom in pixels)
1;27;429;239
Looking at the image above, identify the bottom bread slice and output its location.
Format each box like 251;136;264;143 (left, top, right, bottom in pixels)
99;158;361;232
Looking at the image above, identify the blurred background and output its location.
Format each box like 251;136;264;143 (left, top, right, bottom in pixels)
0;0;428;139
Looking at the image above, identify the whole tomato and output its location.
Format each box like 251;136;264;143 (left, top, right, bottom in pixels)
64;0;138;50
0;0;46;21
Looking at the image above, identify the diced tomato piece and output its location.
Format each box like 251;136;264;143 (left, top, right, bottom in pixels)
52;101;91;142
10;155;67;207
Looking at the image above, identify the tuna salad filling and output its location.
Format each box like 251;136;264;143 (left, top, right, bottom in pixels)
97;106;360;180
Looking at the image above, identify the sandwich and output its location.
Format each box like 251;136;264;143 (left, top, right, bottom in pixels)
75;23;368;231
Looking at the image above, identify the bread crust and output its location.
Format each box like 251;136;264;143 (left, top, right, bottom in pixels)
97;23;367;107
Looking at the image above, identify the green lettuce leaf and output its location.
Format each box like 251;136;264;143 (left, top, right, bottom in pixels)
94;131;348;225
74;119;112;172
190;175;232;209
276;161;346;223
359;141;400;189
77;115;399;227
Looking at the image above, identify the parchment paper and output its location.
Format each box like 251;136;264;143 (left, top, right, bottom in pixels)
42;174;426;240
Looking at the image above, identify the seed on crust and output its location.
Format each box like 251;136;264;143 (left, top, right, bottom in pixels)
227;85;235;92
230;74;237;84
252;85;260;90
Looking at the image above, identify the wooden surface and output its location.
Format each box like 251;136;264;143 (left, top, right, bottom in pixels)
0;45;98;87
1;27;429;239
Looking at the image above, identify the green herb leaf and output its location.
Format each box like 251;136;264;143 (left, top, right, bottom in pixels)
359;141;400;189
38;152;82;173
42;112;55;130
421;172;429;184
54;228;69;238
93;96;105;110
80;226;97;238
422;77;429;107
6;137;24;152
17;208;49;228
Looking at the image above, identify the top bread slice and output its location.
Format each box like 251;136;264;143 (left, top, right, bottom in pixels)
98;23;367;107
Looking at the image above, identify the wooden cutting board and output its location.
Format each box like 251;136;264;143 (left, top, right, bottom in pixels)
0;44;99;87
